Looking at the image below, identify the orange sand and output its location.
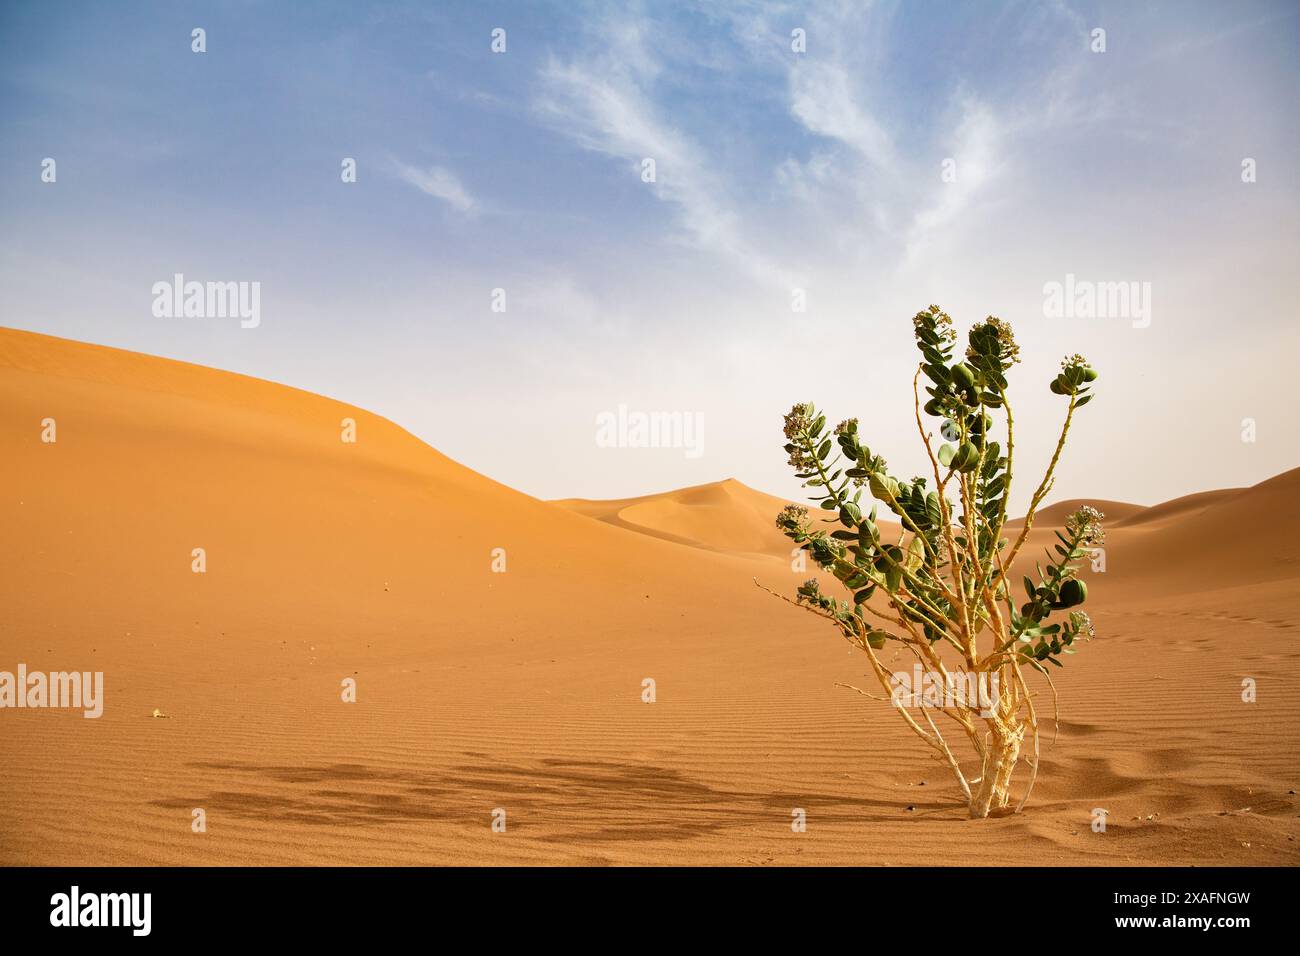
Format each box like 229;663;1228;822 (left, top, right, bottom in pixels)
1;327;1297;865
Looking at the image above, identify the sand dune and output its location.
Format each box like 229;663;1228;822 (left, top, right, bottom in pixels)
1102;469;1300;594
1114;488;1243;528
553;479;804;559
1005;498;1146;529
554;478;910;563
2;327;1297;866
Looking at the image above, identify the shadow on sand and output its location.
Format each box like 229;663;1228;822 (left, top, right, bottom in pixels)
152;755;952;841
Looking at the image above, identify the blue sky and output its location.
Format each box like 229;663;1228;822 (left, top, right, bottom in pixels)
2;0;1297;508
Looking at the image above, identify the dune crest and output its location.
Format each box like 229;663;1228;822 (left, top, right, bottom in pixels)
1005;498;1146;528
553;478;806;558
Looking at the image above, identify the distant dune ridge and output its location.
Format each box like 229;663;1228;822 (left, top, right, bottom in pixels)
2;327;1297;866
559;473;1300;597
1003;498;1147;528
554;479;828;559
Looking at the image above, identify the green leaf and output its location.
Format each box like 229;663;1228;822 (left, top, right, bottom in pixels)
868;473;899;502
925;492;942;527
922;363;949;385
885;564;903;592
859;520;880;546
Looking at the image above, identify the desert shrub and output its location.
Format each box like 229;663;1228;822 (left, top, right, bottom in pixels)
766;305;1102;818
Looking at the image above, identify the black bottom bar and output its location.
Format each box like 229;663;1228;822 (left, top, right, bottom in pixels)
0;866;1282;941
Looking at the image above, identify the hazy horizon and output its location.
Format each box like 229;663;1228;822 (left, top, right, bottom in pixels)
2;0;1297;511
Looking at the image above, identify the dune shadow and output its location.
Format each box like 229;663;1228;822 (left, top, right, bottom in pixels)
156;755;944;840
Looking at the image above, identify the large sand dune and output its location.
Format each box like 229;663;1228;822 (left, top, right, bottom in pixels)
2;328;1297;865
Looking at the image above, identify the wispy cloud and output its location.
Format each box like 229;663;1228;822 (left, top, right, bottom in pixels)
903;96;1002;266
533;2;1021;287
393;160;477;213
534;15;793;287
